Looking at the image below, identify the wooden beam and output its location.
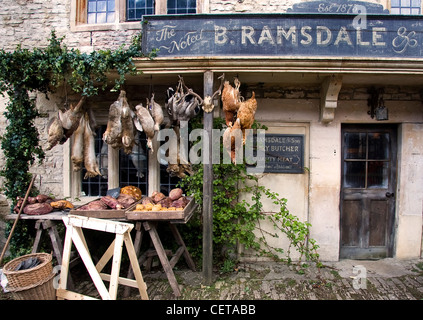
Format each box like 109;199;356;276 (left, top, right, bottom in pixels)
202;71;214;285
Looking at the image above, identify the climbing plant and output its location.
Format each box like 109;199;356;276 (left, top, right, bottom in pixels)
0;30;154;258
178;119;321;271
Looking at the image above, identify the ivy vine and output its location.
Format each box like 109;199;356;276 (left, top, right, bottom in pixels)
178;119;321;272
0;30;154;258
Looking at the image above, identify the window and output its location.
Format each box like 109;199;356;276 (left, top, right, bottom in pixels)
87;0;116;24
343;132;391;189
82;126;109;196
160;164;181;195
119;131;149;195
81;127;149;197
167;0;197;14
391;0;421;14
127;0;155;21
71;0;204;31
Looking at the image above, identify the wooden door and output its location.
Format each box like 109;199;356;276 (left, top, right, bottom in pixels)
340;125;397;259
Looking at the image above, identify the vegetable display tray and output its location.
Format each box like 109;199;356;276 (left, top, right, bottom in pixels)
125;197;197;223
70;199;140;219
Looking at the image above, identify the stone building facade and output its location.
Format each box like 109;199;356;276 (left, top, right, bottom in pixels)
0;0;422;262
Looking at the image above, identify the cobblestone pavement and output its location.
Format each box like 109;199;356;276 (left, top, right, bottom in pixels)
69;258;423;300
2;258;423;300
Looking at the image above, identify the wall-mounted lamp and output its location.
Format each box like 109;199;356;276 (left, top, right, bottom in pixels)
368;87;388;121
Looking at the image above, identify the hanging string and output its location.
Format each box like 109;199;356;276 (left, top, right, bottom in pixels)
63;77;69;109
148;74;154;98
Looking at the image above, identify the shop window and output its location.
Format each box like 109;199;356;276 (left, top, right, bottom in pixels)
119;131;149;195
81;126;149;196
158;138;181;195
81;125;109;196
391;0;421;14
167;0;197;14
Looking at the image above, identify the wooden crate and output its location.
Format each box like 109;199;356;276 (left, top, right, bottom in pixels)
70;199;140;219
125;197;197;223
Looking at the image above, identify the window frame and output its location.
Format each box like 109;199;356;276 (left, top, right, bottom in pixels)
71;0;207;32
390;0;422;14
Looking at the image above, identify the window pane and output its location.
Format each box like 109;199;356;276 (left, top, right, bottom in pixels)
368;133;389;160
87;0;115;24
402;0;411;6
391;0;400;5
97;12;107;23
401;7;411;13
179;0;188;9
87;13;96;24
344;161;366;188
97;1;107;11
107;12;115;22
136;0;145;8
412;0;420;6
412;8;420;14
88;2;97;11
367;161;389;188
344;133;366;159
391;7;400;13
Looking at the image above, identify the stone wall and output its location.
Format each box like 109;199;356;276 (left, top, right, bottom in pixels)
0;0;139;51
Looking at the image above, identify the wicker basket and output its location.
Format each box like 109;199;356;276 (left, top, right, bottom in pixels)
7;273;56;300
3;253;53;288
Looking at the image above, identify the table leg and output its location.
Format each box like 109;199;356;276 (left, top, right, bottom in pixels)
31;220;43;254
143;221;181;297
123;222;143;298
169;223;196;271
43;220;63;264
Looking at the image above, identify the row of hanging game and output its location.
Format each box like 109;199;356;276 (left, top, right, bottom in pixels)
46;75;258;179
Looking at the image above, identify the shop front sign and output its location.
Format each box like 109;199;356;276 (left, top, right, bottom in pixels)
260;134;304;174
142;2;423;59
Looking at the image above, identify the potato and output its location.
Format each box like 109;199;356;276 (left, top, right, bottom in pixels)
153;192;166;203
152;204;162;211
169;188;183;201
135;204;145;211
